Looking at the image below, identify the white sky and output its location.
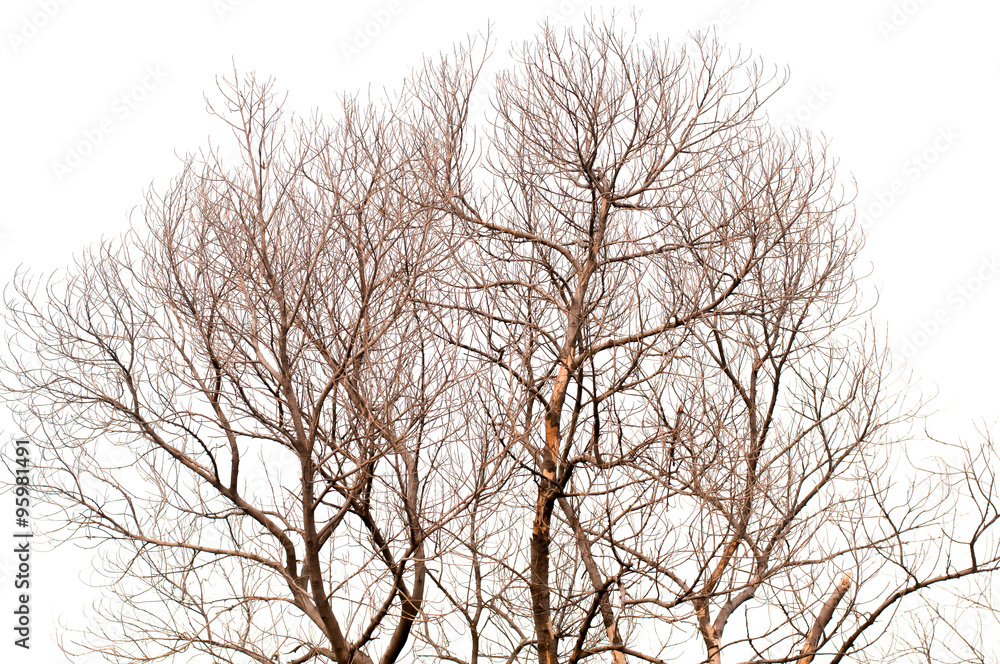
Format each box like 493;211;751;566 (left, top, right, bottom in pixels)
1;0;998;661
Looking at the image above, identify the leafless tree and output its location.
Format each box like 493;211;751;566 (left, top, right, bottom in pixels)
4;71;486;664
4;17;1000;664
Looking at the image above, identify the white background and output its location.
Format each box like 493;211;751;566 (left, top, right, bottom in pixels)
0;0;997;661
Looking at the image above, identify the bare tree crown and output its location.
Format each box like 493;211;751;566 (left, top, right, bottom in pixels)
4;18;999;664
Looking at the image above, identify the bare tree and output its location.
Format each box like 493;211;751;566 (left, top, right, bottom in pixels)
4;18;1000;664
4;72;485;664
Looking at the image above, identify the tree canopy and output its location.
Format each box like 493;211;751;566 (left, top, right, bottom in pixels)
4;18;999;664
